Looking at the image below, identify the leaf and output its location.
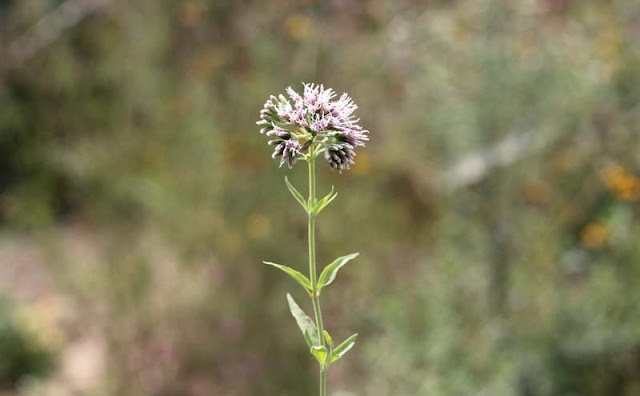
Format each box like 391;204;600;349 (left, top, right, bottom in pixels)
303;330;315;349
314;186;337;215
323;330;334;349
310;345;328;367
285;176;308;212
263;262;312;293
317;253;359;291
286;293;318;347
331;333;358;363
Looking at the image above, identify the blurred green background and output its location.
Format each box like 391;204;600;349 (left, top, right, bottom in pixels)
1;0;639;395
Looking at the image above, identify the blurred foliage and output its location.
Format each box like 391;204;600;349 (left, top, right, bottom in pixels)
0;295;56;389
0;0;639;395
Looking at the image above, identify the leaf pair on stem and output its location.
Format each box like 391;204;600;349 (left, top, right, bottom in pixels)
287;294;358;370
263;252;359;296
285;176;337;215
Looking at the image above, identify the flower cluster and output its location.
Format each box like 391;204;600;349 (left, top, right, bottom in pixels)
257;83;369;171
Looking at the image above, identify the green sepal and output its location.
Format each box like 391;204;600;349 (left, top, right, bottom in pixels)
285;176;308;212
330;333;358;363
310;345;329;368
314;186;337;215
317;253;359;292
263;262;312;293
286;293;318;347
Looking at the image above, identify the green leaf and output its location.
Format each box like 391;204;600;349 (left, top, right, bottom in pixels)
285;176;308;212
263;262;312;293
303;330;315;349
286;293;318;347
323;330;334;349
310;345;328;367
331;333;358;363
314;186;337;215
317;253;359;291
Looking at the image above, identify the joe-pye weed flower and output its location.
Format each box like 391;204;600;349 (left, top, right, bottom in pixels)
258;83;369;171
258;83;368;396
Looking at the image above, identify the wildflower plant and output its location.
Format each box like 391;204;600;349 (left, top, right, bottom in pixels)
258;83;368;395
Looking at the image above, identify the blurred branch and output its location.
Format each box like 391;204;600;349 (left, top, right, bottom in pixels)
441;131;550;191
392;131;552;214
2;0;112;71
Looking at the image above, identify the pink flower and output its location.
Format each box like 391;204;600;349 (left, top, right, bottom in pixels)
257;83;368;171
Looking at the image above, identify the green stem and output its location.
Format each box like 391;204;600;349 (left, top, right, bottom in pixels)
320;369;327;396
307;147;327;396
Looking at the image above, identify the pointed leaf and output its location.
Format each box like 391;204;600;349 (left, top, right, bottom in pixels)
317;253;360;291
323;330;334;349
315;187;337;215
331;333;358;363
310;345;328;367
303;330;315;349
286;293;318;347
319;186;335;203
263;262;312;293
285;176;308;212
